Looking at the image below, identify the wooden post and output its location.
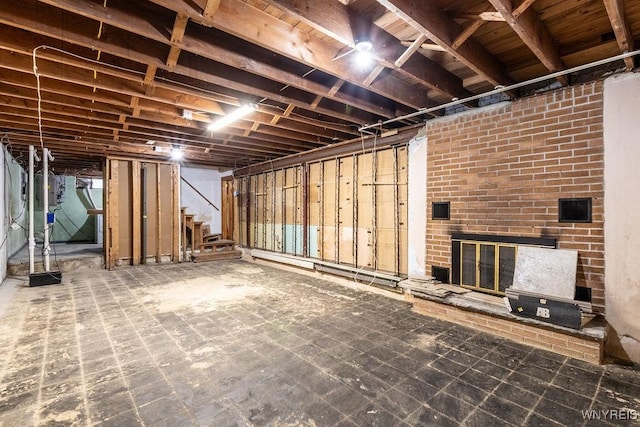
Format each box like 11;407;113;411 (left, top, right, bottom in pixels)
107;160;119;270
132;161;141;266
171;164;180;261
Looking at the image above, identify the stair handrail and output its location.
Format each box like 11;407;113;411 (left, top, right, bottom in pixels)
181;176;220;211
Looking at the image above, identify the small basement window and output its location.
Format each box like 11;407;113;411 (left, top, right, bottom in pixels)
559;198;592;223
432;201;450;220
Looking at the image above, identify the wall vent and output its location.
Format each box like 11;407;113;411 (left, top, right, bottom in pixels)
559;198;592;223
432;201;450;220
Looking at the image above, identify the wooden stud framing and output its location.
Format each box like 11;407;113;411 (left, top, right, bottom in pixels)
236;145;409;277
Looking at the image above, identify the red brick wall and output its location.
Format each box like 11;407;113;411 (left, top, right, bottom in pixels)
426;81;605;310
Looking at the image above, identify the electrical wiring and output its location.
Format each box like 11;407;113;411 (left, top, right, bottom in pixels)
353;124;382;287
30;44;361;144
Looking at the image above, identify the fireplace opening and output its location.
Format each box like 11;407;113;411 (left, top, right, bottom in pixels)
451;234;556;296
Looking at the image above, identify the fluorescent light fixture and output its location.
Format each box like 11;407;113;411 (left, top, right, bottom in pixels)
170;147;184;161
207;104;257;132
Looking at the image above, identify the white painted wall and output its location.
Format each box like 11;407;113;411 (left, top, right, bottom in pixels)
603;73;640;363
0;146;6;281
180;165;231;235
1;145;29;283
408;129;427;277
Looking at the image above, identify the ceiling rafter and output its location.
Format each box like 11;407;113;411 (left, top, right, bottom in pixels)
145;0;432;109
8;0;392;121
262;0;473;103
602;0;635;69
375;0;513;87
166;13;189;68
488;0;568;86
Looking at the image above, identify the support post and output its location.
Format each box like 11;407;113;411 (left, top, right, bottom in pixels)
42;147;50;272
28;145;35;275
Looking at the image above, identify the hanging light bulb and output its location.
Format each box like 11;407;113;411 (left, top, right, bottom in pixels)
170;146;184;161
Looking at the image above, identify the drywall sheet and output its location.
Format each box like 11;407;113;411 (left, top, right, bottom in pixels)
512;246;578;299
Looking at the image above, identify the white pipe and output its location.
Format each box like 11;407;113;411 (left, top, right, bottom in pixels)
359;49;640;132
43;147;50;272
28;145;35;275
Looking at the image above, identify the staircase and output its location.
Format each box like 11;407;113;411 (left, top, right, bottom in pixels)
181;207;242;262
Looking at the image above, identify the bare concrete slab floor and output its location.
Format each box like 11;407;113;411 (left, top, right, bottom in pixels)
0;260;639;426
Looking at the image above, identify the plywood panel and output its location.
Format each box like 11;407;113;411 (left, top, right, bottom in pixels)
235;144;409;277
357;152;374;269
255;174;265;249
308;162;321;259
397;146;409;276
106;159;118;269
338;156;355;265
145;163;159;261
265;172;275;251
283;167;296;254
274;169;284;252
158;163;173;257
295;166;303;256
249;175;257;247
117;160;133;260
322;159;337;262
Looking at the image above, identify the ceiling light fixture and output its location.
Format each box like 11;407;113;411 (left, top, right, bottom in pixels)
353;37;374;68
355;38;373;52
207;104;257;132
170;146;184;161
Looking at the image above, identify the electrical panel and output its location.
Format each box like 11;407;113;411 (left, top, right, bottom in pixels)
36;174;66;206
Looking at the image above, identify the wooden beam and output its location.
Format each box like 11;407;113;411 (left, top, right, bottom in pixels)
264;0;472;102
170;13;189;44
395;34;427;67
166;13;189;68
513;0;538;18
165;46;181;68
400;41;446;52
146;0;434;109
310;94;323;110
144;65;157;96
450;11;505;22
488;0;568;85
36;0;416;111
202;0;221;19
603;0;635;69
452;19;485;50
130;96;140;117
327;79;345;97
0;7;389;121
363;64;386;87
1;59;352;144
375;0;512;87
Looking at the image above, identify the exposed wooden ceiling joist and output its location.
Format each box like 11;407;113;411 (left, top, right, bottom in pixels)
375;0;513;87
603;0;636;70
0;0;636;171
488;0;568;85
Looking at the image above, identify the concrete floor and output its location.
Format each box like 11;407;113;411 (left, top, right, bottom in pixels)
7;243;103;276
0;260;639;426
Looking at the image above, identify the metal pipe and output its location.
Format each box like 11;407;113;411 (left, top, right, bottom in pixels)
359;49;640;132
42;148;50;272
28;145;35;275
